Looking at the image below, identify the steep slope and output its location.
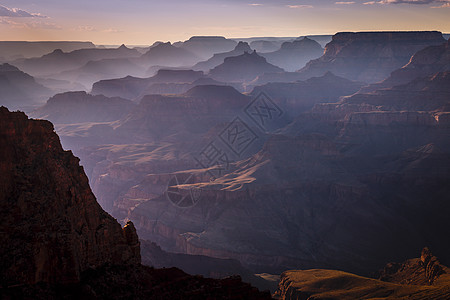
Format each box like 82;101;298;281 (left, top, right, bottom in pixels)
0;63;52;110
262;37;324;71
193;41;253;72
30;91;136;124
0;106;272;299
209;51;284;83
0;106;141;286
297;31;446;83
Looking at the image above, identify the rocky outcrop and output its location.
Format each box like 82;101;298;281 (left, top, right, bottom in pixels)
378;247;446;285
30;91;136;124
262;37;324;71
209;50;284;82
274;248;450;299
297;31;446;83
0;107;140;286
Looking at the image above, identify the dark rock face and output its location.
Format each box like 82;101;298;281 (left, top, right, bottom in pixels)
140;240;276;292
0;106;271;299
298;31;446;83
0;107;141;286
262;37;324;71
209;51;284;83
1;264;272;300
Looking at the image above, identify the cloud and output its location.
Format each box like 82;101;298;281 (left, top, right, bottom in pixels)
364;0;450;4
336;1;356;4
287;5;313;8
0;18;61;30
0;4;47;18
249;3;263;6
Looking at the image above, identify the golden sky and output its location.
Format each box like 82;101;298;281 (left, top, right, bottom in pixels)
0;0;449;44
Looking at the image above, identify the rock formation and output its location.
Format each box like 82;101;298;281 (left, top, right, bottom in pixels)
91;69;205;100
193;41;253;72
209;50;284;82
0;106;140;286
262;37;324;71
0;63;52;110
297;31;446;83
176;36;238;60
0;106;271;299
140;42;201;68
250;72;363;117
30;91;136;124
363;38;450;92
274;248;450;299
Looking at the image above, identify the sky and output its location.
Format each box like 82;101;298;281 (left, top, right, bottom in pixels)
0;0;449;45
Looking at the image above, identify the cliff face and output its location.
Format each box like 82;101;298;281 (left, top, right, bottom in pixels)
298;31;446;83
363;38;450;91
0;106;140;286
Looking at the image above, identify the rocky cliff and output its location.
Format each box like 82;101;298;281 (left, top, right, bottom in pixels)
0;106;140;286
0;106;272;299
297;31;446;83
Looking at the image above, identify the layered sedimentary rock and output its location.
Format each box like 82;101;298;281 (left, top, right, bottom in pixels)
297;31;446;83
